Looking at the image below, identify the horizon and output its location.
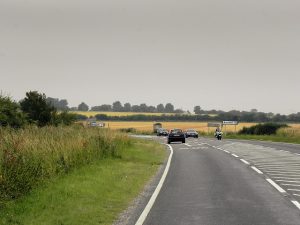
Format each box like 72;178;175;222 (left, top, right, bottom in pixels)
1;90;299;116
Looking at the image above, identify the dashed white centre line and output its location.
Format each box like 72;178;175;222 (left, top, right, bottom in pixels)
223;150;230;153
232;154;239;158
240;159;250;165
266;179;286;193
291;201;300;210
251;166;263;174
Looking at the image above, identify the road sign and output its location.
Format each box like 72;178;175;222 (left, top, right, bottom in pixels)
223;121;239;125
207;123;222;127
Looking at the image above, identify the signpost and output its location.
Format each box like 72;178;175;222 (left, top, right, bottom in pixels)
222;121;239;134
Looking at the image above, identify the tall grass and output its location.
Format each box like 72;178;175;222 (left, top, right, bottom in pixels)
0;126;132;201
277;127;300;138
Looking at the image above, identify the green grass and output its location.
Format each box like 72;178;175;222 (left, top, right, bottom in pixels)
225;134;300;144
0;139;166;225
0;126;131;200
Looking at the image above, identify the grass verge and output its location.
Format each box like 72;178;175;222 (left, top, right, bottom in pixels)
224;134;300;144
0;139;166;225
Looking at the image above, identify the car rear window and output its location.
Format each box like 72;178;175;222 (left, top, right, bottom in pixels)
171;129;182;134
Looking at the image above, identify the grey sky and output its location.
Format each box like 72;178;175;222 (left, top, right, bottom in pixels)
1;0;300;114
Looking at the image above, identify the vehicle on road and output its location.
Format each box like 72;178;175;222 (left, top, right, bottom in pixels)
157;128;169;136
185;129;199;138
215;131;223;140
168;129;185;144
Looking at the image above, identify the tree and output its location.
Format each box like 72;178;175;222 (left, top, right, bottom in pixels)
46;97;69;111
174;108;184;114
20;91;56;126
165;103;174;113
90;104;112;111
139;103;148;112
131;105;140;112
194;106;201;114
157;104;165;113
112;101;123;112
78;102;89;111
147;106;157;113
124;103;131;112
59;99;69;111
0;95;26;127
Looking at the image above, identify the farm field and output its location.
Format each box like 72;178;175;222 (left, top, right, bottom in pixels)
101;122;300;134
103;121;256;133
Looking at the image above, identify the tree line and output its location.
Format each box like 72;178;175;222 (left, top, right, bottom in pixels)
2;93;300;124
68;101;184;113
77;111;300;123
0;92;76;128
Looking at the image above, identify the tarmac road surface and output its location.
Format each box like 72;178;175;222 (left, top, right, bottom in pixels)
140;137;300;225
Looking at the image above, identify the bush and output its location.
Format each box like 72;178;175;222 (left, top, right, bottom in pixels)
20;91;56;126
54;112;77;126
0;126;132;200
0;95;26;128
239;123;288;135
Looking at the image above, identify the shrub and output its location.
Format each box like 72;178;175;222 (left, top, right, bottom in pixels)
0;95;26;128
239;123;288;135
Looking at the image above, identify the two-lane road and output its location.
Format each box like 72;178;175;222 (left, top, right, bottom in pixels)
141;137;300;225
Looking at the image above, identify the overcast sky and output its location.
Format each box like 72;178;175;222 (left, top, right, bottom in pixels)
1;0;300;114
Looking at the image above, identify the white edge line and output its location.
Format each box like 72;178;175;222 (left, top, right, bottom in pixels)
240;159;250;165
266;178;286;193
135;144;173;225
251;166;263;174
291;201;300;210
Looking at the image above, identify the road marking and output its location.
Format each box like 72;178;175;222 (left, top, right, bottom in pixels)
232;154;239;158
276;180;300;183
272;177;300;180
266;179;286;193
184;143;192;147
135;144;173;225
282;184;300;187
291;201;300;210
267;173;300;177
293;194;300;197
223;150;230;153
251;166;263;174
287;189;300;192
240;159;250;165
265;169;300;173
179;147;189;150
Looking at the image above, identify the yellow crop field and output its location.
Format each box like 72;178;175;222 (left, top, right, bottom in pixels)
73;111;176;117
103;121;258;133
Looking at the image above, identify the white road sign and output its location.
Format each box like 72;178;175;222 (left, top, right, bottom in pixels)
223;121;239;125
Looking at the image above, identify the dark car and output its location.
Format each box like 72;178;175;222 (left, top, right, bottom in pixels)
185;129;199;138
157;128;169;136
168;129;185;144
